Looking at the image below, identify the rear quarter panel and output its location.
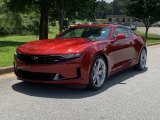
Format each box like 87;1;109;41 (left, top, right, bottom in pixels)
132;33;147;64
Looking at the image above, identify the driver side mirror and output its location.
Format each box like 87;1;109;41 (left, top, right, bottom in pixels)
116;34;126;40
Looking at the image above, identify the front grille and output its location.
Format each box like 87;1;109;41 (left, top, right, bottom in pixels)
16;53;66;64
16;70;65;81
16;69;81;81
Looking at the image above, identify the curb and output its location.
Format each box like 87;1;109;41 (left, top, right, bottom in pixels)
0;43;160;75
0;66;14;75
147;42;160;46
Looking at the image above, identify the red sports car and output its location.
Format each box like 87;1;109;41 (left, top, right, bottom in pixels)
14;24;147;90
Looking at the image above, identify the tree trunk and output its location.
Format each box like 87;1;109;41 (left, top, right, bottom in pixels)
143;17;152;39
56;0;70;33
59;11;64;33
39;6;48;40
39;7;44;40
145;26;149;39
44;6;48;39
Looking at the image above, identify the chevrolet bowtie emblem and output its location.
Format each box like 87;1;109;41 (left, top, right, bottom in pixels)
31;56;38;60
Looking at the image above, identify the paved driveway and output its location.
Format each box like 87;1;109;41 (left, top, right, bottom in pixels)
0;45;160;120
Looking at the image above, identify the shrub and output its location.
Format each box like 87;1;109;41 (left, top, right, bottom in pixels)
0;2;39;35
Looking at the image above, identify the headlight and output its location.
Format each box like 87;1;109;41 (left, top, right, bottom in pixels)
14;51;18;57
14;52;16;55
61;53;82;59
14;51;21;59
14;51;20;60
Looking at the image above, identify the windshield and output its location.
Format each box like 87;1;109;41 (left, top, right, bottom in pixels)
59;27;111;41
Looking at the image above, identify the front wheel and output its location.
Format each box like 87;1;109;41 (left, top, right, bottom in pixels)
88;56;107;90
135;49;147;71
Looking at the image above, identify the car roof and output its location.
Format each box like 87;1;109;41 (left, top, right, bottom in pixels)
72;24;124;28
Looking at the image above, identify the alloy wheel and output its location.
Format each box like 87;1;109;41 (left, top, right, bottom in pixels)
89;56;107;89
140;49;147;69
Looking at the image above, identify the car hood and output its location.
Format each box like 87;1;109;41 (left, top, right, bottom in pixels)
17;38;91;55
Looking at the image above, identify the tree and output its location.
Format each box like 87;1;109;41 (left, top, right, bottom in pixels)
6;0;53;40
6;0;97;38
95;0;125;19
54;0;71;32
54;0;97;33
0;0;39;35
79;0;97;21
124;0;160;38
37;0;51;39
96;1;110;19
111;0;124;15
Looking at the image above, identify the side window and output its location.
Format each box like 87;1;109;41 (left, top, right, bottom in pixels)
99;27;111;40
113;27;132;39
113;28;124;38
126;29;132;37
122;28;130;37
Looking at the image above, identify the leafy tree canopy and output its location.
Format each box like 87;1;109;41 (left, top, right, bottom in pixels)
5;0;97;39
124;0;160;38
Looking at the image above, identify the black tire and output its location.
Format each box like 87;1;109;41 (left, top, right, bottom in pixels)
135;48;147;71
88;56;107;90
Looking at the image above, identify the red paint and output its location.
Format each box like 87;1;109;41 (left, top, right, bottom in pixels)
14;24;146;85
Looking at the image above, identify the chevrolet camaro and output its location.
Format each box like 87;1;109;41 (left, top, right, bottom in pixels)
14;24;147;90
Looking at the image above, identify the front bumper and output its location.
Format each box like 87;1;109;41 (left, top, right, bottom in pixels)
14;57;89;85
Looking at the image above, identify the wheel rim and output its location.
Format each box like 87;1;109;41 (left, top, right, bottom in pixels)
140;50;147;69
92;59;106;87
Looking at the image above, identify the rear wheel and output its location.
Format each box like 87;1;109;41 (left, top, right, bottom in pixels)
88;56;107;90
135;49;147;71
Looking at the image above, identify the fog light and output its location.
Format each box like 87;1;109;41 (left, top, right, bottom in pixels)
54;74;60;80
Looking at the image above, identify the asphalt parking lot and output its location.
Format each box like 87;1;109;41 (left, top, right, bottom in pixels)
0;45;160;120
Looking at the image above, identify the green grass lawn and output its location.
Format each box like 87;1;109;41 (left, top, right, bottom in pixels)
0;26;59;67
135;31;160;44
0;27;160;67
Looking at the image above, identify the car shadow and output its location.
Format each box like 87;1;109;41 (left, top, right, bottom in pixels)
12;68;148;99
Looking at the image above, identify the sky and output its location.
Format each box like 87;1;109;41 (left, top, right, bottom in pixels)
104;0;113;3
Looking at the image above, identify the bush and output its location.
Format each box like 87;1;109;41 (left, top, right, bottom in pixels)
0;2;39;35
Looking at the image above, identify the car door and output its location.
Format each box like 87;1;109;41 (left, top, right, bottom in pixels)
107;27;135;73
